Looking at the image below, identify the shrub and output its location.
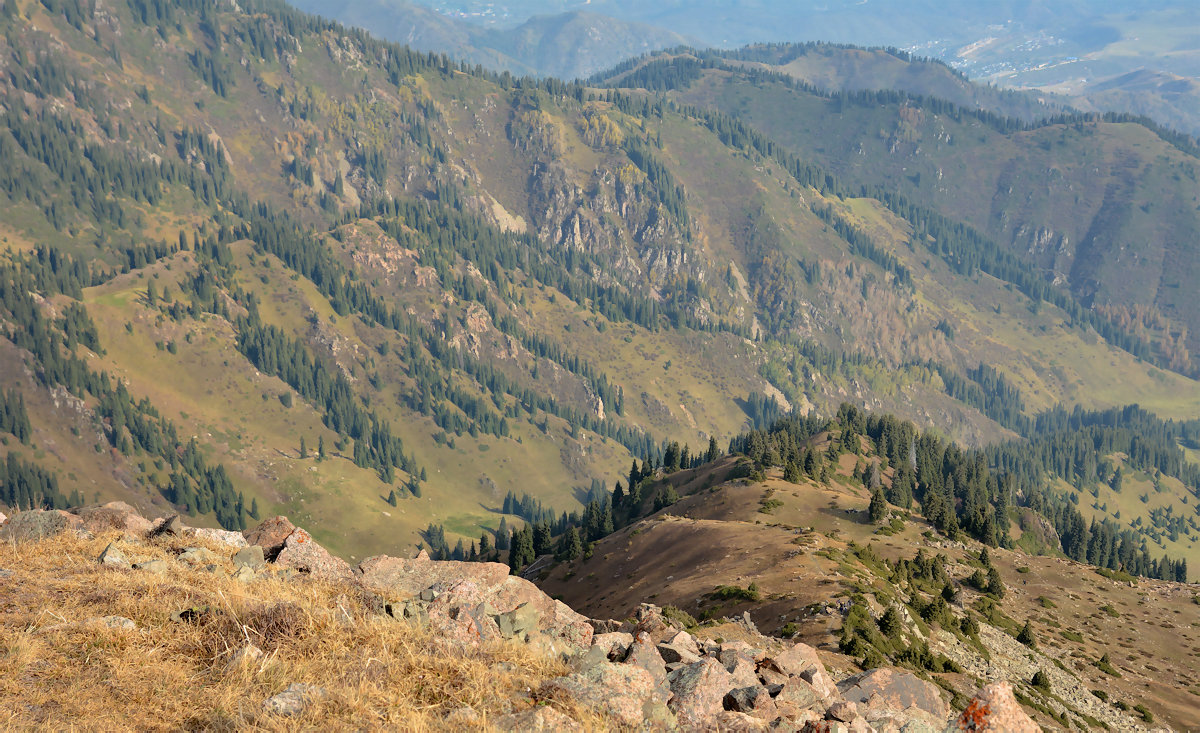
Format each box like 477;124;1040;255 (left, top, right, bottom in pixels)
662;605;697;629
1031;670;1051;693
1016;621;1037;648
712;584;761;602
1095;653;1122;677
1133;704;1154;723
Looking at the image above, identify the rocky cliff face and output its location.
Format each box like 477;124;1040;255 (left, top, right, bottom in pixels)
0;504;1042;730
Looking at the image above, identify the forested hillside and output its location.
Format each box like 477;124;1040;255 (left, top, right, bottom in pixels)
613;49;1200;372
1;0;1199;567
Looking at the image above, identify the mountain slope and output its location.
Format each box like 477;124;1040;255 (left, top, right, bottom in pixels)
1;0;1199;565
538;411;1200;730
612;51;1200;371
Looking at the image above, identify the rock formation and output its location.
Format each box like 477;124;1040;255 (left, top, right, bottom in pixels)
0;505;1042;730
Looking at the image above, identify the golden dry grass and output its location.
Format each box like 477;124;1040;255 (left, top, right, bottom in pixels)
0;531;612;731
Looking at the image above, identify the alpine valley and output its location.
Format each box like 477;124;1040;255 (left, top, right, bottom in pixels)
1;0;1200;728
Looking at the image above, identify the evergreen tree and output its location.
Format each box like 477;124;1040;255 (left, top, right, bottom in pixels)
299;436;307;459
1017;621;1037;648
249;497;260;520
1031;670;1050;692
387;490;397;506
318;434;326;461
508;525;535;573
562;526;582;561
611;481;626;509
496;517;511;550
878;605;902;638
869;487;887;523
783;461;801;483
533;521;552;556
986;566;1005;599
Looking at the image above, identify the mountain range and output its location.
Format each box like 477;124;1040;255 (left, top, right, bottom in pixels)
3;0;1200;727
298;0;1200;136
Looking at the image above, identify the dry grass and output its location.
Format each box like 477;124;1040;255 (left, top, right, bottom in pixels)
0;532;609;730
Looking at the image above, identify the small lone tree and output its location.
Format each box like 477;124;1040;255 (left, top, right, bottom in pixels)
1017;620;1037;648
986;565;1006;599
869;488;887;523
1031;669;1051;693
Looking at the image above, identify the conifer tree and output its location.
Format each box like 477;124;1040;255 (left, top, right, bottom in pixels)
560;527;583;561
869;487;887;523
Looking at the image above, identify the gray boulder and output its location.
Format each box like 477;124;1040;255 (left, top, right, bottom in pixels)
97;543;130;569
262;683;325;716
0;510;83;542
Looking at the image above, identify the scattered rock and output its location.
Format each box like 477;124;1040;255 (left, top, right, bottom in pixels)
132;559;169;574
714;709;772;731
444;706;480;725
623;631;668;687
949;682;1038;732
357;555;593;652
837;667;949;720
764;642;824;678
262;683;326;716
825;700;857;722
542;661;662;727
667;656;736;729
232;565;257;583
187;527;249;548
0;510;84;542
590;631;634;659
494;602;540;641
148;515;183;538
658;629;702;664
232;545;265;570
274;528;353;581
773;678;823;719
72;502;153;536
97;543;130;569
224;644;264;672
243;516;297;560
724;685;778;719
494;706;580;731
630;602;673;638
177;547;218;565
89;616;136;630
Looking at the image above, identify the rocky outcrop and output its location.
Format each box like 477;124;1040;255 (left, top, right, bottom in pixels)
949;682;1038;732
71;502;154;536
357;551;594;653
275;527;353;581
0;509;84;541
0;506;1051;731
837;667;949;721
243;516;297;560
